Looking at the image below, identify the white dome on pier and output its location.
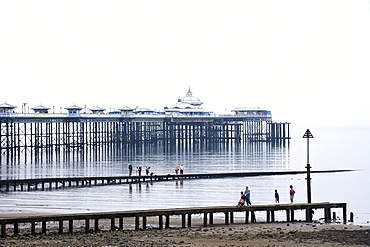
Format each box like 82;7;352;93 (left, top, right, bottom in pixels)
178;88;203;106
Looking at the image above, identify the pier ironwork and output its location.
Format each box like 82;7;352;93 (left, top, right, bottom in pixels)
1;113;290;156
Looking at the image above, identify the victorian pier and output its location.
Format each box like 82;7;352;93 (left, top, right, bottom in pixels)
0;89;290;155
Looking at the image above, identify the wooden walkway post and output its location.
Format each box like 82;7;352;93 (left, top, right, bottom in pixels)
203;213;208;227
224;212;229;225
158;215;163;229
165;215;170;229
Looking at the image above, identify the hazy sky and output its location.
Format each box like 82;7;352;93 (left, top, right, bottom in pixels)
0;0;369;127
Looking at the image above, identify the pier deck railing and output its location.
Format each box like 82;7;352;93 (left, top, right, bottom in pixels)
0;202;347;238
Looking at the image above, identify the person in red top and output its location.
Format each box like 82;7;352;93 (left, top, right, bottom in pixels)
290;185;295;204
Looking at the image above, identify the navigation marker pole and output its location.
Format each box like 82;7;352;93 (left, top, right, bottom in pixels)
303;129;314;204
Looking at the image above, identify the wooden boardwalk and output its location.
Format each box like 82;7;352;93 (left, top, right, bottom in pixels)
0;170;352;192
0;202;347;238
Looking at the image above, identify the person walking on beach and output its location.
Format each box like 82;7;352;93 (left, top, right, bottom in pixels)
244;186;251;206
175;166;179;175
179;165;184;175
289;185;295;204
275;189;279;204
138;166;142;176
128;164;133;176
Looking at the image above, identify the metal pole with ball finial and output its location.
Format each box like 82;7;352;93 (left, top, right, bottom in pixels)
303;129;314;204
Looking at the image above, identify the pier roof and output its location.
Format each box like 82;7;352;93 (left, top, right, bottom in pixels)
118;106;135;111
65;104;83;114
89;106;106;114
164;88;210;115
31;104;50;109
0;102;16;109
0;102;16;113
31;104;50;113
178;88;203;106
65;104;83;110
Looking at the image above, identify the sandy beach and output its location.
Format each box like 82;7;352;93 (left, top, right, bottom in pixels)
0;216;369;247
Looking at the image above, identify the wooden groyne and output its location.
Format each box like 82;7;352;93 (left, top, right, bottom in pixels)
0;170;352;192
0;202;347;238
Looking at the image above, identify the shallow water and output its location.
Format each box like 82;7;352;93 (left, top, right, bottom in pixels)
0;126;369;225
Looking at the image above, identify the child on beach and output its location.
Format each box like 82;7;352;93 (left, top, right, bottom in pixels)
275;189;279;204
290;185;295;204
236;191;246;207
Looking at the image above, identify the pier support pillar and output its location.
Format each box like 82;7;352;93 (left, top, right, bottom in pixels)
59;220;63;234
142;216;147;230
42;221;47;234
343;205;347;224
251;211;256;223
119;217;123;230
306;207;313;222
159;215;163;229
325;208;331;223
94;219;99;232
135;216;139;230
286;210;290;222
85;219;90;234
111;218;115;231
245;211;249;224
224;212;229;225
165;215;170;229
271;211;275;222
14;222;19;236
31;221;36;236
1;223;6;238
181;214;186;228
290;210;295;222
69;220;73;233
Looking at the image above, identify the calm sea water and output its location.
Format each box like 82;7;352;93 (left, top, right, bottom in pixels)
0;126;369;225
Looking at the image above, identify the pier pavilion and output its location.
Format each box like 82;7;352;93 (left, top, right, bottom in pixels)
0;90;290;154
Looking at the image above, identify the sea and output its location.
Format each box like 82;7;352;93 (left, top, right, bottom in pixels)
1;125;369;225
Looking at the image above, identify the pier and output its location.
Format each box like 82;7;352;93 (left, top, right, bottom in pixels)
1;89;291;155
0;114;290;153
0;90;292;162
0;170;351;192
0;203;347;237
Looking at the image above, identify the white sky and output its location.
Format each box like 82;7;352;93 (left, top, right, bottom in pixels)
0;0;369;127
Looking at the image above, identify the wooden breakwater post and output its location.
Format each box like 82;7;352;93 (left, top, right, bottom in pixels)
0;203;347;238
0;170;352;192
